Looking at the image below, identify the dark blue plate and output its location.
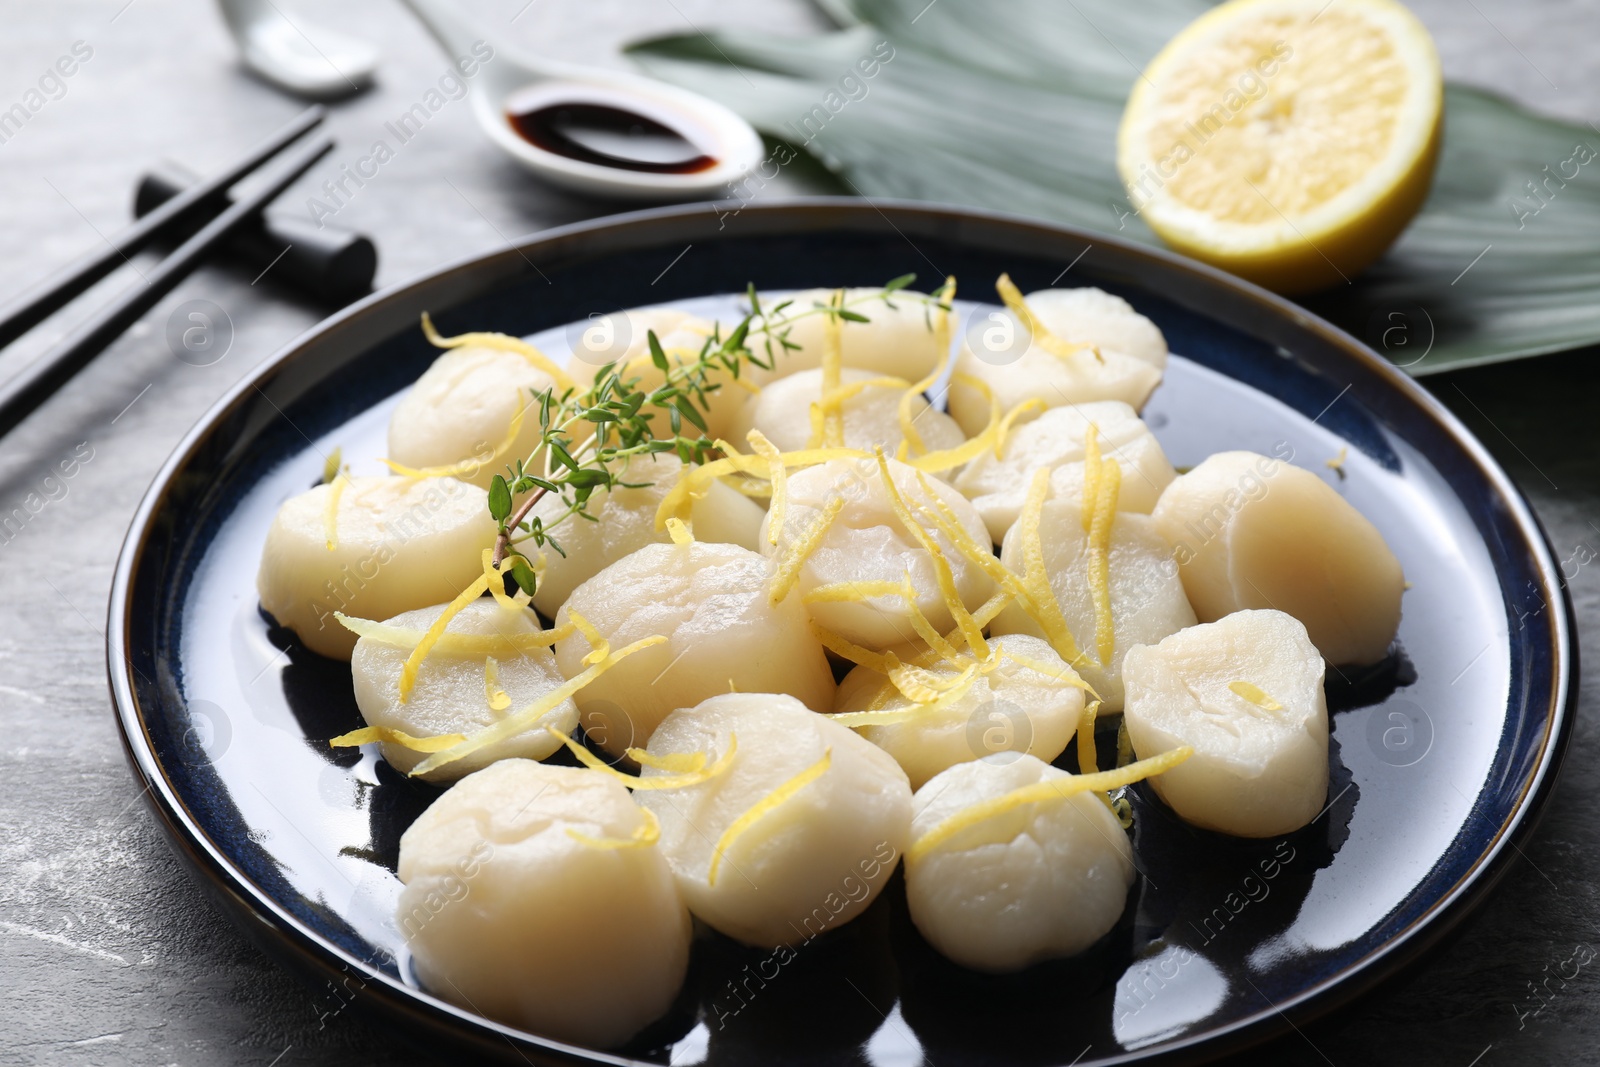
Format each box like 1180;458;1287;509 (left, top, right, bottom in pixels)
108;200;1575;1065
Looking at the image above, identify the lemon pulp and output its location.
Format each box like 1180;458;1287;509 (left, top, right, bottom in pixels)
1118;0;1443;293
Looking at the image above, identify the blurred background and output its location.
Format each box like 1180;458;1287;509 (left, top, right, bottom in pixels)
2;1;1598;1065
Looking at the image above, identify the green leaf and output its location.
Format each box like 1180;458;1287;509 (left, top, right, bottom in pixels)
835;308;872;323
550;441;578;471
509;555;538;597
566;468;611;488
884;273;917;292
674;396;709;433
487;475;512;521
648;330;670;372
629;1;1600;373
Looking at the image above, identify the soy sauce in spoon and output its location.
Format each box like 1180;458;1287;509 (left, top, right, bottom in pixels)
507;101;718;174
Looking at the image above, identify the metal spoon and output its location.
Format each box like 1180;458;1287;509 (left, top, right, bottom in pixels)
217;0;379;100
399;0;762;201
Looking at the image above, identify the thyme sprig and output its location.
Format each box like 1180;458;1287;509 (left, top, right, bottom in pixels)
485;274;952;598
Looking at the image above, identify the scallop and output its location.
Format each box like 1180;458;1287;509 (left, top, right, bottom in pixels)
761;456;996;651
948;287;1167;434
636;692;912;949
553;541;835;756
257;475;496;660
350;599;577;781
525;452;765;618
953;401;1175;542
756;288;952;381
904;754;1134;973
991;504;1196;710
729;367;967;458
832;634;1086;789
397;760;690;1049
387;345;558;488
1151;450;1404;665
1122;609;1330;838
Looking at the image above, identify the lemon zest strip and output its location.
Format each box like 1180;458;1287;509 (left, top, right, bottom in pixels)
770;494;844;605
906;393;1045;476
409;636;664;776
398;573;491;703
897;275;956;456
335;613;571;655
421;312;575;390
547;726;737;792
483;656;511;712
665;516;694;546
899;573;964;664
819;290;846;447
908;746;1193;863
809;621;901;675
872;453;986;655
480;548;522;610
655;442;868;529
829;672;980;728
994;274;1100;364
1076;699;1101;775
628;749;707;773
708;747;832;887
748;430;787;545
567;808;662;851
1012;467;1086;667
323;473;347;551
1229;681;1285;712
802;579;906;604
567;609;611;667
329;725;467;752
382;403;528;482
1082;428;1121;666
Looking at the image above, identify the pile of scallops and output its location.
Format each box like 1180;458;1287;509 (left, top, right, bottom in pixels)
255;280;1405;1049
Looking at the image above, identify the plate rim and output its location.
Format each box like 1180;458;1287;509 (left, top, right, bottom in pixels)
107;196;1576;1066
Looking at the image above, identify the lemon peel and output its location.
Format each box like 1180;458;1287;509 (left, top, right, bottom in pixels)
747;430;787;545
335;613;571;655
329;725;467;752
1076;699;1102;775
770;494;844;606
908;746;1193;863
899;573;964;664
548;727;738;792
1081;428;1121;666
809;621;902;675
803;580;905;604
901;375;1010;474
399;573;491;703
665;516;694;546
483;656;511;712
421;311;575;390
567;808;662;851
1012;467;1086;666
994;274;1101;363
871;452;986;654
382;403;528;482
323;473;347;551
896;275;957;457
1229;680;1285;713
819;290;846;447
568;609;611;668
409;637;664;776
708;747;832;887
628;749;708;774
808;376;911;451
480;548;523;611
655;443;867;530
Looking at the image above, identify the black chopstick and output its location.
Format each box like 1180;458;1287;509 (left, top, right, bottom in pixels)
0;105;325;353
0;133;335;438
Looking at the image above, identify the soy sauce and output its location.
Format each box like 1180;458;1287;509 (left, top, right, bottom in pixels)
507;102;718;174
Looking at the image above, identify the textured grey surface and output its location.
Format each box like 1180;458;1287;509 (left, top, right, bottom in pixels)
0;1;1594;1064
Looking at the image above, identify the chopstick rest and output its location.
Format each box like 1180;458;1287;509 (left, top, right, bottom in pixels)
135;161;376;305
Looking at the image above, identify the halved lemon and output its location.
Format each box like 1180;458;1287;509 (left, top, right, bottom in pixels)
1117;0;1443;294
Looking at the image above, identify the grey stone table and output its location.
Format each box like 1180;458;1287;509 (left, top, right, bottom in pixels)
0;1;1595;1064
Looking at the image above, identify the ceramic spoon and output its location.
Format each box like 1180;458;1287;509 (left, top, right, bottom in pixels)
398;0;763;200
217;0;379;100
